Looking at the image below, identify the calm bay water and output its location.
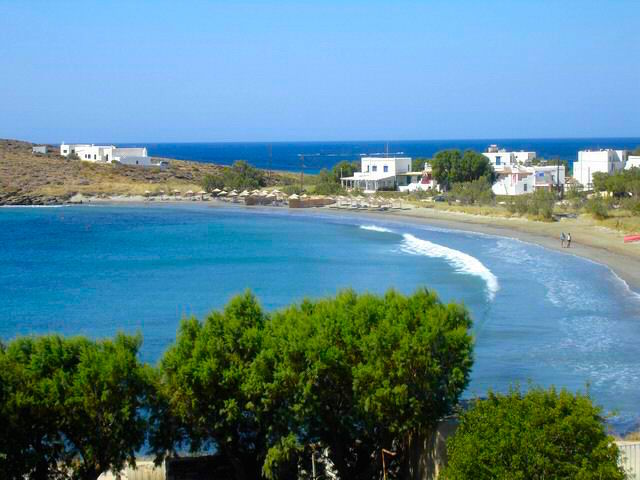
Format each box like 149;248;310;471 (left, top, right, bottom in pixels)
2;204;640;433
124;138;640;173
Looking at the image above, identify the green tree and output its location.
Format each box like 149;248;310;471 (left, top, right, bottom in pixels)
412;157;430;171
449;178;494;205
256;288;474;480
153;292;267;480
222;160;266;190
200;173;225;192
331;160;360;183
0;335;152;480
443;386;625;480
431;150;495;191
314;168;344;195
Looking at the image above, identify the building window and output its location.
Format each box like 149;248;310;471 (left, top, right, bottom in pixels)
372;165;377;172
496;156;501;165
383;165;388;172
94;154;97;160
524;184;528;192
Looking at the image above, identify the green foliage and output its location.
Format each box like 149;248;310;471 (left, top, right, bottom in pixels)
0;334;151;480
505;189;556;220
154;291;267;480
448;178;494;205
585;196;610;220
431;150;495;191
314;168;345;195
593;168;640;198
412;157;430;171
443;386;625;480
223;160;267;191
331;160;360;182
200;173;225;192
256;288;474;480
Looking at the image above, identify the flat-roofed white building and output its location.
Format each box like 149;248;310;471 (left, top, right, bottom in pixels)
492;165;565;196
625;156;640;170
572;149;627;189
397;166;438;192
60;143;162;168
483;145;536;169
340;156;412;192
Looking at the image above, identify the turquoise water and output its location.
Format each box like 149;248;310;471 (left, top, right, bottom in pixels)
2;204;640;432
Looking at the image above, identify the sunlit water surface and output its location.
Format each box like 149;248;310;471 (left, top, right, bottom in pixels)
1;204;639;433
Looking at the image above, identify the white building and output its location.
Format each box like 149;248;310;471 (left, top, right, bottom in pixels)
491;165;565;196
572;149;627;189
340;156;412;192
625;156;640;170
397;166;438;192
483;145;536;169
60;143;164;168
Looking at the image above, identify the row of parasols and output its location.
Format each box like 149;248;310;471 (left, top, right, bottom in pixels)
141;188;312;201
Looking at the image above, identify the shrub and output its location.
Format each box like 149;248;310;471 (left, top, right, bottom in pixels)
585;197;610;220
448;178;494;205
444;386;625;480
200;173;225;192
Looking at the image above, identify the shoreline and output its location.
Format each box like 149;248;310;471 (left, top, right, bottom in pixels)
4;196;640;294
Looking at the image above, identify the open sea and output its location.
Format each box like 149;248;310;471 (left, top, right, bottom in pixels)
2;204;640;434
124;138;640;172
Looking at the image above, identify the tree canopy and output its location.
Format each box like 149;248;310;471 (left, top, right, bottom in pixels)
443;386;625;480
200;160;267;192
0;334;152;480
152;288;474;480
431;150;495;191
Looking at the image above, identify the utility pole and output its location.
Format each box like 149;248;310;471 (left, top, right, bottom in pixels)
300;154;305;192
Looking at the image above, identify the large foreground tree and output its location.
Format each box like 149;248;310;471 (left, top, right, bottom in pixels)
0;334;152;480
257;288;474;479
443;386;625;480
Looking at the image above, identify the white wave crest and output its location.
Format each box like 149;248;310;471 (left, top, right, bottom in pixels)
359;224;394;233
401;233;500;300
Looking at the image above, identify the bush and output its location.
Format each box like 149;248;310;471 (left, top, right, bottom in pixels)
200;173;225;192
585;197;610;220
448;178;494;205
222;160;266;191
444;386;625;480
313;168;345;195
505;189;556;220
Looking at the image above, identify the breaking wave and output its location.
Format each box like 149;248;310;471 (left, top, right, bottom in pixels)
400;233;500;300
359;224;394;233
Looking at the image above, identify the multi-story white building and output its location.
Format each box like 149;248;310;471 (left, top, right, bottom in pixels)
625;156;640;170
491;165;565;196
483;145;536;169
572;149;627;189
340;156;412;192
60;143;164;168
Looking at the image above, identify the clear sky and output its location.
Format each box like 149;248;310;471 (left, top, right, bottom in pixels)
1;0;638;143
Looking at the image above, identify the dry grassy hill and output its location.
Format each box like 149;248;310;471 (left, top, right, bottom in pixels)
0;139;293;205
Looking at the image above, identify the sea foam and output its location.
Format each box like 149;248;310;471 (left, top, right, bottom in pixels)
359;224;394;233
400;233;500;300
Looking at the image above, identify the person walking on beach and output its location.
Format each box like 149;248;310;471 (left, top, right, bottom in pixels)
560;232;566;248
566;233;571;248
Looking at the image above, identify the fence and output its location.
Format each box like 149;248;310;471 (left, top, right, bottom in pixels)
618;441;640;480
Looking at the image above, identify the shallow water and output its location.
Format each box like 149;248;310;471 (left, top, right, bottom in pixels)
1;204;639;432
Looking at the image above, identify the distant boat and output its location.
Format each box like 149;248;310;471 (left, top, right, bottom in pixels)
624;234;640;243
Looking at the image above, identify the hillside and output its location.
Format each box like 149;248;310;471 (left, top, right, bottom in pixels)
0;140;294;205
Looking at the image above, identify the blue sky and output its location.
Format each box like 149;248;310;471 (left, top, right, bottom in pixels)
0;0;638;142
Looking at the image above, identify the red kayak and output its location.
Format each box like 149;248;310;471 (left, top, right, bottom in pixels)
624;234;640;243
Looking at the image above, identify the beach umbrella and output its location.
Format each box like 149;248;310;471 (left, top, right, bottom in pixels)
289;194;299;200
186;190;194;196
239;190;250;197
212;188;221;193
199;190;206;200
252;189;261;195
173;189;181;195
272;189;282;194
144;190;151;196
159;190;165;195
217;191;227;196
301;194;309;199
229;191;238;197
